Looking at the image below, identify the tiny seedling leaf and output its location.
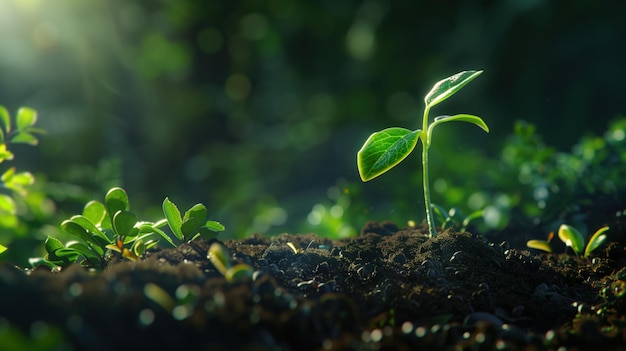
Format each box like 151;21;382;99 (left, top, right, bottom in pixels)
526;240;553;253
424;70;483;109
181;203;207;238
584;226;610;257
0;244;6;255
82;201;107;226
113;210;138;236
105;187;130;219
163;197;184;240
0;105;10;134
62;220;100;247
207;242;231;276
16;107;37;131
69;215;111;242
205;220;225;232
428;114;489;140
558;224;584;255
357;127;420;181
10;132;38;145
225;263;253;281
0;194;16;215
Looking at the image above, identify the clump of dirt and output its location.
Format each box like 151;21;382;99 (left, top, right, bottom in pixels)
1;221;625;350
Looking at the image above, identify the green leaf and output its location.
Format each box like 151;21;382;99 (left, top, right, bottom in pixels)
205;220;225;232
83;201;107;226
0;194;16;215
181;203;207;237
10;132;38;145
526;239;552;253
0;144;14;162
44;236;64;253
357;127;420;181
0;244;6;255
163;197;183;240
16;107;37;131
69;215;111;242
61;220;100;247
558;224;584;255
584;226;609;257
424;70;483;109
225;263;253;281
67;241;103;258
105;187;130;218
428;114;489;136
148;225;177;247
0;105;10;135
190;227;219;242
113;210;138;236
207;242;231;276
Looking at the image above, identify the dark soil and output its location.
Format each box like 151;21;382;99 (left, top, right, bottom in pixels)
2;221;626;350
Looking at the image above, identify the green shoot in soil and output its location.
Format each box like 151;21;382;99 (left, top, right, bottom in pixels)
357;70;489;237
527;224;610;257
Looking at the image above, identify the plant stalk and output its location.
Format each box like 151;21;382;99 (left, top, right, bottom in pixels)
421;106;437;237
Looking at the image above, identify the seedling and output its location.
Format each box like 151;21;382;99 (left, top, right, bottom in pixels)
357;70;488;237
160;197;225;245
431;204;484;232
207;242;253;281
527;224;610;257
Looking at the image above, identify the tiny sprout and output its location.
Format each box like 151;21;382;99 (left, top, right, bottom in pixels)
558;224;609;258
357;70;488;237
527;225;610;257
207;242;253;281
526;231;554;253
286;242;300;254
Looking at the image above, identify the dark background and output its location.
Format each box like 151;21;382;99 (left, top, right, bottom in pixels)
1;0;624;239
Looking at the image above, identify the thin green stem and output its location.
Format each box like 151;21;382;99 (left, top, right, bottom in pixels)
421;106;437;237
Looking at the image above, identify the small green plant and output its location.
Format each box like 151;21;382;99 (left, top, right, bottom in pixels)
207;242;253;281
431;204;484;232
35;188;225;269
527;224;610;257
357;70;488;237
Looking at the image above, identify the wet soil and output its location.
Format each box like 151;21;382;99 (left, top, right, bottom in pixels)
1;221;626;350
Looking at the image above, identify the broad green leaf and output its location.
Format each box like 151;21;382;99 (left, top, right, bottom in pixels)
357;127;420;181
0;244;6;255
558;224;584;255
83;201;107;225
205;220;225;232
584;226;609;257
163;197;183;240
424;70;483;109
67;241;103;258
44;236;64;253
62;220;100;247
69;215;110;242
526;240;552;253
113;210;138;236
16;107;37;131
148;225;177;247
105;187;129;218
10;132;38;145
181;203;207;237
0;105;9;134
0;194;16;215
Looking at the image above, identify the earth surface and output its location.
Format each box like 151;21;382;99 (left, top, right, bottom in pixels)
1;221;626;350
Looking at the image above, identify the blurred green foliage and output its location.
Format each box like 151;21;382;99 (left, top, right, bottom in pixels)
0;0;624;247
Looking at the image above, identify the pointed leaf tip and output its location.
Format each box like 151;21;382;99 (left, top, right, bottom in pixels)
425;70;483;109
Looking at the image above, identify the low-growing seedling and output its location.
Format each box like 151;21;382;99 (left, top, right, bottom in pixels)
431;204;484;232
357;70;488;237
207;242;253;281
527;224;610;257
34;188;225;269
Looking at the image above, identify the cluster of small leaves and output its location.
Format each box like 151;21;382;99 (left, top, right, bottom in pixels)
527;224;609;257
431;204;484;232
207;242;253;281
35;187;224;269
0;106;42;229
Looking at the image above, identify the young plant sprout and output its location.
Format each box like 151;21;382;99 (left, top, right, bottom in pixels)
527;224;610;257
357;70;488;237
